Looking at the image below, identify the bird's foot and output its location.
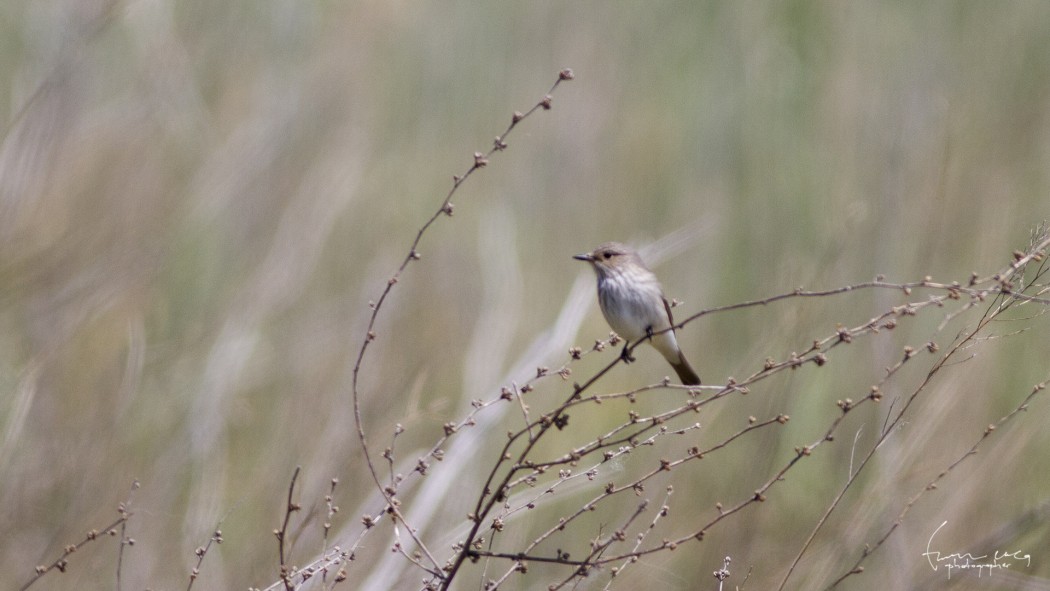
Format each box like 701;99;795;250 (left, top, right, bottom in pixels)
620;344;636;364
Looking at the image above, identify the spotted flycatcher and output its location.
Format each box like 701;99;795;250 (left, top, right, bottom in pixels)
574;242;701;385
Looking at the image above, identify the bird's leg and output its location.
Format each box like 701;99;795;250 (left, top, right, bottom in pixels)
620;343;636;363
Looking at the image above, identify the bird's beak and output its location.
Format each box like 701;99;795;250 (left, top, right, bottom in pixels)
573;253;594;262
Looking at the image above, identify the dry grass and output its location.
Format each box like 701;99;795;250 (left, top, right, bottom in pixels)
4;2;1050;590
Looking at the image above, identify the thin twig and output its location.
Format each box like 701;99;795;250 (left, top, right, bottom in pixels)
825;378;1049;589
277;466;302;590
20;515;130;591
187;527;225;591
778;237;1050;590
115;479;139;591
346;69;575;587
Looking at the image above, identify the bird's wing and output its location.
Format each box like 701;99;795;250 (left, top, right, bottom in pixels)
662;296;676;332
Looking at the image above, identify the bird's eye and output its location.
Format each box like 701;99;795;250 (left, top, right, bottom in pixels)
603;252;613;260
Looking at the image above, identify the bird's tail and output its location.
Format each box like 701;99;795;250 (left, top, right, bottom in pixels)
651;333;701;385
671;354;701;386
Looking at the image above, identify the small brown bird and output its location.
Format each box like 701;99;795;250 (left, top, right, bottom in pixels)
574;242;701;385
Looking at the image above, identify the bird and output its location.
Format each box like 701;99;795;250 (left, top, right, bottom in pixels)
574;242;701;385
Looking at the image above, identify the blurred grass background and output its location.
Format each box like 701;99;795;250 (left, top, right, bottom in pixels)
3;1;1050;589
